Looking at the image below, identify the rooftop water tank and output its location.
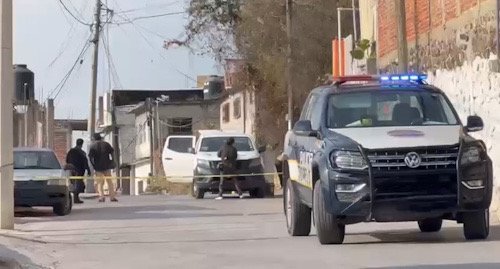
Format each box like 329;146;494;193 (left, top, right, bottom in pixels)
14;64;34;104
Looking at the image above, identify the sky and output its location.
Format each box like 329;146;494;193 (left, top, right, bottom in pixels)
13;0;219;119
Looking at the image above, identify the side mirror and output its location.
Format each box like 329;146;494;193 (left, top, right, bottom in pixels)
466;115;484;132
188;147;195;154
258;145;267;153
293;120;317;137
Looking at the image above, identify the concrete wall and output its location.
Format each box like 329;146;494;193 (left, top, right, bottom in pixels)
220;91;255;136
427;56;500;216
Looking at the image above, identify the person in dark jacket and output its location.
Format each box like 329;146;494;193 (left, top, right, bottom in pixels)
65;139;91;204
215;137;243;200
89;133;117;203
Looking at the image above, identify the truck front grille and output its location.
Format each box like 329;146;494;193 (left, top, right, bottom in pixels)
367;146;459;171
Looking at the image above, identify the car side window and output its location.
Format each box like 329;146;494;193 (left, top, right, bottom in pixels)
301;94;321;130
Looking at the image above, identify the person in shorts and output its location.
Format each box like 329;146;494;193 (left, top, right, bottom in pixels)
88;133;117;202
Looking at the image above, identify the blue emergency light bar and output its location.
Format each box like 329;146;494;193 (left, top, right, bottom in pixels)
380;74;427;82
331;74;428;86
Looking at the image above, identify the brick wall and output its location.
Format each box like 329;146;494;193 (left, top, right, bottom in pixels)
53;129;70;165
377;0;490;63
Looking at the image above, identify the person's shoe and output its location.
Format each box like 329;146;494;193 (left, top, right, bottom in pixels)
215;196;223;200
239;195;245;199
74;199;84;204
110;198;118;202
98;197;105;203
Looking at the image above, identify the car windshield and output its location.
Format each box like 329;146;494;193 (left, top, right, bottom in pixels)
14;151;61;170
327;90;459;128
199;137;255;152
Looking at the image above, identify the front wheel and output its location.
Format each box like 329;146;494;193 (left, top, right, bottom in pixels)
53;193;72;216
284;179;311;236
313;181;345;244
191;180;205;199
463;209;489;240
418;218;443;233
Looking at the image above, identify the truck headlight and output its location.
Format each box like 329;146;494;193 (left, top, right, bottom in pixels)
47;179;67;186
461;146;482;165
197;159;210;167
331;151;368;170
249;158;263;167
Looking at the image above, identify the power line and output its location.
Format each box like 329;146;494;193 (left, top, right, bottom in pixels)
111;11;185;24
101;29;123;89
109;0;197;83
57;0;92;26
46;34;92;102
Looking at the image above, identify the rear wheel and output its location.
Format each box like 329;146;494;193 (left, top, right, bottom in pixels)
53;193;72;216
418;218;443;233
313;181;345;244
463;209;489;240
191;180;205;199
285;179;311;236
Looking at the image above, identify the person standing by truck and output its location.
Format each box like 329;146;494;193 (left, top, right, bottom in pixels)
215;137;243;200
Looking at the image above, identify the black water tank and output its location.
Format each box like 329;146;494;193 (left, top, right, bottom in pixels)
203;75;224;100
14;64;34;104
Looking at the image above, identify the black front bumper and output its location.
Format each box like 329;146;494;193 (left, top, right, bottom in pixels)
323;160;492;223
194;164;268;192
15;181;69;207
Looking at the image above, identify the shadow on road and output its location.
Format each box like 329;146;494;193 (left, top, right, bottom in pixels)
345;225;500;245
14;203;245;224
365;263;500;269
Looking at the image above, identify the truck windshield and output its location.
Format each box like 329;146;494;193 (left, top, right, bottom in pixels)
199;137;255;152
14;151;62;170
327;90;459;128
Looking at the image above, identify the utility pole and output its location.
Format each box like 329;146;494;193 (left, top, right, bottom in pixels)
286;0;293;130
395;0;408;73
88;0;102;140
0;0;14;229
146;98;154;177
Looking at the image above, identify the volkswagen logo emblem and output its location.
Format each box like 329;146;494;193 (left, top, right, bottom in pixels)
404;152;421;168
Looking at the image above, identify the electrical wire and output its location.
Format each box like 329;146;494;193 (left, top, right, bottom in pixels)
57;0;92;26
101;30;123;89
109;0;197;83
111;11;185;24
45;34;92;103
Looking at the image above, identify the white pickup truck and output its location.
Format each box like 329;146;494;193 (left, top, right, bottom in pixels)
161;130;270;199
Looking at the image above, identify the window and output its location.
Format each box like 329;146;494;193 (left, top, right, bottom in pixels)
199;137;254;152
222;103;230;123
327;90;459;128
167;137;193;153
168;118;192;135
233;97;241;119
14;151;61;170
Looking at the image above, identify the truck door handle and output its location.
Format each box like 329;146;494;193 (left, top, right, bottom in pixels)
165;158;173;160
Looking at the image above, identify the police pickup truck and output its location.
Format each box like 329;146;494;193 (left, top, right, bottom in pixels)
283;74;492;244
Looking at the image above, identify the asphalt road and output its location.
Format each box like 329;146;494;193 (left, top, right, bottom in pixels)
3;195;500;269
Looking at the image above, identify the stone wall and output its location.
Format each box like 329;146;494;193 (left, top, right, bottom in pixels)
427;56;500;216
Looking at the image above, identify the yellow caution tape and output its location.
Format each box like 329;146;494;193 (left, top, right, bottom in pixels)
31;172;282;181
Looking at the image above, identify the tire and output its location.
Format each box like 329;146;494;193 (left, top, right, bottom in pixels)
418;218;443;233
53;193;72;216
463;209;489;240
313;181;345;244
250;187;265;198
284;179;311;236
191;181;205;199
